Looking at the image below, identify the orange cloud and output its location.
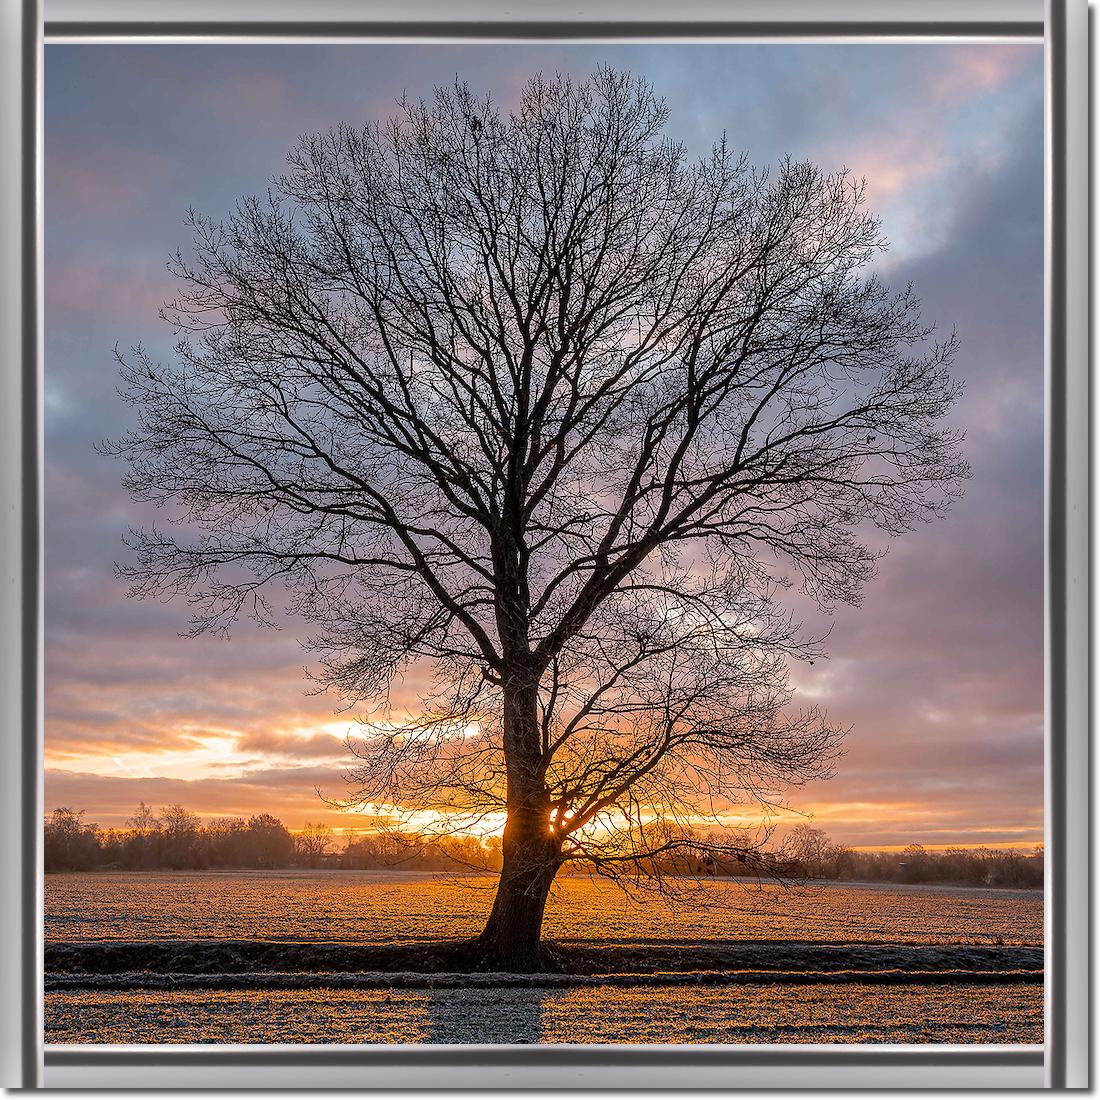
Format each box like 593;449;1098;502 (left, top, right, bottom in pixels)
235;728;352;761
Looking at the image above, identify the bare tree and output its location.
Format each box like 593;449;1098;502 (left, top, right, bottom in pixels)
781;823;832;879
107;69;967;969
294;821;334;867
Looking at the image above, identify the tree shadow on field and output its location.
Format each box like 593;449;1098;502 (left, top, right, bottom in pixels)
422;985;549;1044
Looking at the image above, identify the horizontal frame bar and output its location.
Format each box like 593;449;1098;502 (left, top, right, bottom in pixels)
43;1044;1046;1090
44;21;1044;40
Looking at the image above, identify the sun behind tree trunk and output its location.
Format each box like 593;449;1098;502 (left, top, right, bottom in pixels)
475;819;561;970
472;672;561;969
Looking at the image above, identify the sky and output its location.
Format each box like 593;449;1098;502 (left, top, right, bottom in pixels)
44;42;1044;847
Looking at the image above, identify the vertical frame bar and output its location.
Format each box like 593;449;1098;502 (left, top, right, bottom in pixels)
1045;0;1089;1088
0;0;42;1089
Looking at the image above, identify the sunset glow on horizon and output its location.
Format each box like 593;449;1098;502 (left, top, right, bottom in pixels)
45;42;1044;849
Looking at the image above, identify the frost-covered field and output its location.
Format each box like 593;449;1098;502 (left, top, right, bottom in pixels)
45;983;1041;1045
45;870;1043;946
44;871;1043;1045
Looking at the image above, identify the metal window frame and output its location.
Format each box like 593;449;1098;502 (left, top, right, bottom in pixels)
0;0;1087;1087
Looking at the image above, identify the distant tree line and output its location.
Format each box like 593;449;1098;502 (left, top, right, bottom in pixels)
341;831;503;873
44;806;1041;888
685;824;1043;889
43;804;503;873
587;822;1042;890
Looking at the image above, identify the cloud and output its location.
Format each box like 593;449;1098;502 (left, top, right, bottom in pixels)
234;729;352;761
46;142;172;222
928;44;1037;104
46;252;174;330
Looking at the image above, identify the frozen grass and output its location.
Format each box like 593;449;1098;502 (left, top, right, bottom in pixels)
45;871;1044;947
44;983;1043;1045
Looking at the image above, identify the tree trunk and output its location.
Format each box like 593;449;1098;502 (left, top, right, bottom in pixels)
477;815;560;970
475;667;560;970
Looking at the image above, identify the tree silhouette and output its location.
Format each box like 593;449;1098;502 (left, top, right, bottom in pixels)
294;821;334;867
108;69;967;969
